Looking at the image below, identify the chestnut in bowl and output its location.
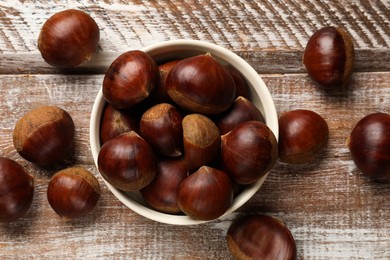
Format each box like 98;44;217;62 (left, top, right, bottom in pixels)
90;40;278;225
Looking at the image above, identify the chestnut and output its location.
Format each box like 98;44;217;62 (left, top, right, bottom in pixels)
221;121;278;185
303;26;354;88
100;103;139;145
226;214;297;260
226;65;251;99
0;157;34;222
278;109;329;164
177;166;233;220
216;96;265;135
13;106;75;165
166;53;236;115
97;131;157;191
347;112;390;180
47;167;100;219
38;9;100;68
148;60;180;104
140;103;183;157
140;158;188;214
182;114;221;172
103;50;159;109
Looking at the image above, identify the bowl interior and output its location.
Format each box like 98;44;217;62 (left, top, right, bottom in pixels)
90;40;278;225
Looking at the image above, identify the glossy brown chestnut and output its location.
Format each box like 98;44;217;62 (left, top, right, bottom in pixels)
47;167;100;219
13;106;75;165
100;103;140;145
182;114;221;172
0;157;34;222
103;50;159;109
166;53;236;115
227;214;297;260
140;158;188;214
98;131;157;191
149;60;180;104
278;109;329;164
303;26;354;88
221;121;278;185
177;166;233;220
226;65;251;99
347;112;390;180
216;96;265;135
38;9;100;68
140;103;183;157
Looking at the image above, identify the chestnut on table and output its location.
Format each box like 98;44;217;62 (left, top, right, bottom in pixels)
0;1;390;259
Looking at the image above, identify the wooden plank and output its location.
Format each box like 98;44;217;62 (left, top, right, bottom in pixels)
1;48;390;75
0;72;389;259
0;0;389;258
0;0;389;55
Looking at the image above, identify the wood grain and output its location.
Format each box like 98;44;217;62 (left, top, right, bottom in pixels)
1;48;390;75
0;72;388;259
0;0;389;54
0;0;389;259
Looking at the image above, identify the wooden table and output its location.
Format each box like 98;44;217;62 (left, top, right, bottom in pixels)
1;1;389;259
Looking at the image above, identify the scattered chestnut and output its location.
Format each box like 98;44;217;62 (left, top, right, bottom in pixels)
38;9;100;68
216;96;265;135
100;103;139;145
140;103;183;157
221;121;278;185
166;53;236;115
13;106;75;165
303;26;354;88
226;214;297;260
177;166;233;220
347;112;390;180
0;157;34;222
103;50;159;109
182;114;221;172
278;109;329;164
47;167;100;219
98;131;157;191
140;158;188;214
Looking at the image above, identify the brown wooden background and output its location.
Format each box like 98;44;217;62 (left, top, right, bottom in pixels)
0;0;389;259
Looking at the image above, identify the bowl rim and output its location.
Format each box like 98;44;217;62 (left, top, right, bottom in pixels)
90;39;278;225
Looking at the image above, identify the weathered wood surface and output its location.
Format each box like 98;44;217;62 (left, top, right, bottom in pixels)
0;0;389;259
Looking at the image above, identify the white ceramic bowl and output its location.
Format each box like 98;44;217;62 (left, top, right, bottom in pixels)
90;40;278;225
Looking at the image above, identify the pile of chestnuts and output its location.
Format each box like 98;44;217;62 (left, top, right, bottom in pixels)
0;9;103;223
97;50;279;221
1;6;388;259
0;105;101;222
